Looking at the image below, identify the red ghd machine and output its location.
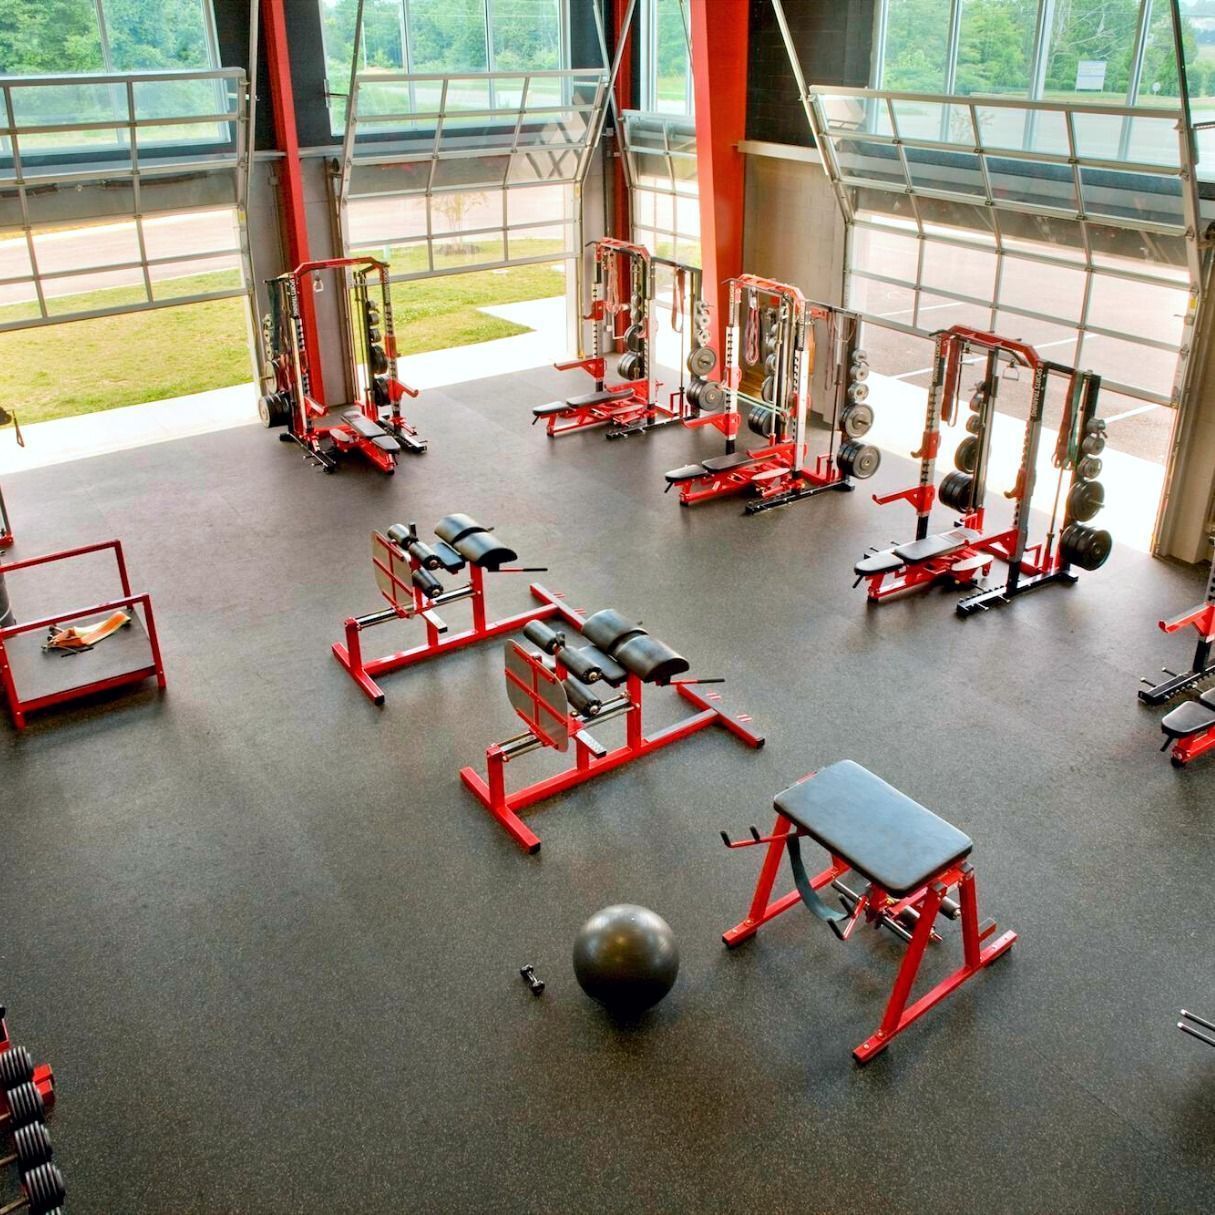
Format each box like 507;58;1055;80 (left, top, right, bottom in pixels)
460;599;765;852
1140;538;1215;705
853;326;1112;614
332;514;558;705
259;256;423;474
722;760;1016;1063
533;238;715;439
664;275;880;514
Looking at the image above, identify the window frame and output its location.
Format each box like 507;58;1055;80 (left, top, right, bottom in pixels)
638;0;693;118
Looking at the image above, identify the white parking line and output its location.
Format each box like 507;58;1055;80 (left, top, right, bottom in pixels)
875;301;964;320
1104;403;1159;424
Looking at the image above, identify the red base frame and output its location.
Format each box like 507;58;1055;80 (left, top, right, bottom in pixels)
1170;726;1215;766
723;811;1015;1063
459;588;765;853
542;366;677;437
333;569;563;705
0;540;166;731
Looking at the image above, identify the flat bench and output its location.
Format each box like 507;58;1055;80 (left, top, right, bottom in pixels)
533;388;635;418
723;759;1015;1063
343;409;401;452
665;451;758;486
854;527;981;578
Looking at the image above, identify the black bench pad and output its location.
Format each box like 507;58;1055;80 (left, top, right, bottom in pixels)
343;410;401;451
701;451;756;473
566;389;634;408
893;527;980;565
854;550;903;577
665;464;705;484
1162;693;1215;739
775;760;973;897
533;401;569;417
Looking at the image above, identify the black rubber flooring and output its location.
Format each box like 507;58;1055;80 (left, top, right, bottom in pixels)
1;366;1213;1213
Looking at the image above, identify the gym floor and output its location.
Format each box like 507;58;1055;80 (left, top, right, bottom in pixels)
2;365;1213;1213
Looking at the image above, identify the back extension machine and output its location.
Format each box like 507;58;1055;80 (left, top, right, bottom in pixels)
1139;538;1215;704
533;238;715;438
333;514;554;704
722;760;1016;1063
260;256;423;473
665;275;879;514
460;600;764;852
854;325;1111;614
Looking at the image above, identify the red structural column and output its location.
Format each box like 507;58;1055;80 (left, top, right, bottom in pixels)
611;0;634;245
262;0;324;402
689;0;749;361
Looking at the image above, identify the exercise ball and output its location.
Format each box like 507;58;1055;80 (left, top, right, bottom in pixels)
572;904;679;1014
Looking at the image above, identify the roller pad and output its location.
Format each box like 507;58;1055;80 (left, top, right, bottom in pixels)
454;531;517;571
434;514;487;546
562;644;627;687
407;540;443;571
523;620;564;655
564;675;603;717
775;760;973;897
582;609;647;654
411;567;443;599
613;634;689;686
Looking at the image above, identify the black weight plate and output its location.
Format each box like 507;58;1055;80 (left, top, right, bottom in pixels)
938;470;975;513
699;382;725;411
764;353;778;376
1081;433;1106;456
965;414;981;434
840;402;874;439
687;346;717;376
954;435;980;474
837;440;880;480
1061;523;1112;571
1076;455;1102;480
1068;479;1105;523
748;404;775;437
624;323;645;353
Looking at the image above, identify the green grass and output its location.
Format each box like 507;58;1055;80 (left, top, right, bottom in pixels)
0;247;566;425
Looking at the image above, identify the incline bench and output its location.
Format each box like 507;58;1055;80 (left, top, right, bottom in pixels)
723;760;1016;1063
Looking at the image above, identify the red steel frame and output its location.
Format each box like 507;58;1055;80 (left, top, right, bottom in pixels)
333;544;562;706
723;804;1016;1063
547;238;681;436
675;275;850;508
0;541;166;730
859;326;1060;603
689;0;749;361
262;0;323;404
1140;544;1215;704
0;1018;55;1111
460;585;765;853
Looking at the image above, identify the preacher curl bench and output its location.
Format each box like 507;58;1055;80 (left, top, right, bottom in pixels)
333;514;555;704
460;599;764;852
723;761;1016;1063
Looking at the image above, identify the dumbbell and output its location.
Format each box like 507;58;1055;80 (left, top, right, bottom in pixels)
0;1124;52;1175
0;1053;52;1119
0;1161;65;1214
0;1086;46;1136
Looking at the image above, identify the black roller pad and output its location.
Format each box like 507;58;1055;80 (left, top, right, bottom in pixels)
613;634;689;686
562;644;627;687
434;514;487;546
775;760;973;897
582;609;646;654
453;531;517;571
563;674;603;717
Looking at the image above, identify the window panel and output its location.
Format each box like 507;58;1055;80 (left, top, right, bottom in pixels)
410;0;488;72
653;0;692;115
99;0;212;72
0;0;102;75
1079;331;1178;396
507;183;566;226
33;220;141;275
956;0;1037;97
43;265;148;316
150;258;241;301
882;0;952;92
1087;274;1185;348
490;0;561;73
997;256;1086;321
1044;0;1141;104
921;239;997;299
848;275;917;320
852;224;920;280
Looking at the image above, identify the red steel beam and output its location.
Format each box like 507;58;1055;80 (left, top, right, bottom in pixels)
262;0;325;403
611;0;634;245
689;0;750;362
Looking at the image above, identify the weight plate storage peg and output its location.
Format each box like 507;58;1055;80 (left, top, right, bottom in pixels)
687;346;717;377
840;402;874;439
836;440;881;480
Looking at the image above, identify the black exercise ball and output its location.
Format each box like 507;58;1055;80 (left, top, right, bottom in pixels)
572;904;679;1014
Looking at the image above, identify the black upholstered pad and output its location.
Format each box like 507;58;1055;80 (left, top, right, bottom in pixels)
613;634;689;685
701;452;756;473
665;465;704;484
893;527;980;565
854;550;903;577
453;531;517;571
1202;689;1215;711
342;410;401;451
1162;699;1215;739
566;389;633;408
775;760;973;896
532;401;569;417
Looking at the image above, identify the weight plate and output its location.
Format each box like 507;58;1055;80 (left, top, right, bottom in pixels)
1067;479;1105;523
748;404;775;437
761;375;776;405
763;331;779;356
684;378;703;407
851;347;867;363
850;363;870;383
969;386;986;412
954;435;980;474
938;470;975;513
687;345;717;377
624;323;645;353
848;380;870;403
369;344;389;375
965;414;981;435
617;352;643;381
1076;455;1102;481
764;353;778;376
630;293;642;313
1086;417;1107;434
837;440;880;480
840;402;874;439
1060;523;1112;571
699;382;725;411
1081;433;1106;456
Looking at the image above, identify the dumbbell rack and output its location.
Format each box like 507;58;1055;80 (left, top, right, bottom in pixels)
0;1005;65;1213
536;240;707;438
663;276;878;513
1139;539;1215;704
459;592;765;853
332;515;560;705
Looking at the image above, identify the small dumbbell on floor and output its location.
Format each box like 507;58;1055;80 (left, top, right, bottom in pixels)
0;1125;52;1177
0;1161;65;1214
